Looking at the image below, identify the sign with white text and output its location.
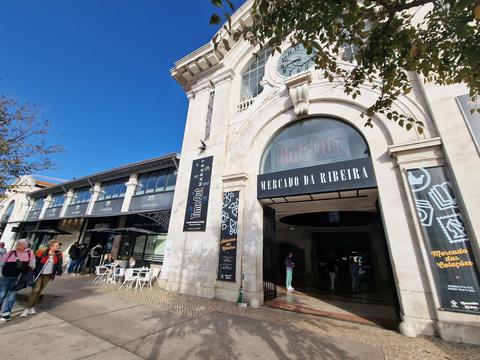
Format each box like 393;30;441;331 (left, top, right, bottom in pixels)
183;156;213;231
257;157;376;199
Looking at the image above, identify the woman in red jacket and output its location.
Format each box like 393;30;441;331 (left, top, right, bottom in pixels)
21;239;63;317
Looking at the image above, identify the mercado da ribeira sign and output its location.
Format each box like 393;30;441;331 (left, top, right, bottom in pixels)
257;157;376;199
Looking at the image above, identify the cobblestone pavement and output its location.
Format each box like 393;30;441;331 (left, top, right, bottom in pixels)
87;279;479;360
15;276;478;360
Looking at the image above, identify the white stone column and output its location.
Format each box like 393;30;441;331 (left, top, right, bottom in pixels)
60;189;74;217
86;182;101;215
121;173;138;213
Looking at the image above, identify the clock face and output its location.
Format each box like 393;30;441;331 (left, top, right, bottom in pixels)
277;44;316;77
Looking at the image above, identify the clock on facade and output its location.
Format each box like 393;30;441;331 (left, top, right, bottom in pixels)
277;44;316;77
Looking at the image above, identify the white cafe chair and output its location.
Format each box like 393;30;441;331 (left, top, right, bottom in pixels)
120;268;140;290
137;269;154;290
92;266;109;284
151;267;161;282
112;267;126;284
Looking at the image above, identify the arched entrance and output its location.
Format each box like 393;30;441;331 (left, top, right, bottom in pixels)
259;117;400;328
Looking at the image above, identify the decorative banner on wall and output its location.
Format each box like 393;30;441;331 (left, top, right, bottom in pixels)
257;157;376;199
407;166;480;314
217;191;239;282
183;156;213;231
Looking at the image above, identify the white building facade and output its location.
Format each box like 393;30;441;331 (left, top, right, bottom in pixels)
160;2;480;344
0;176;52;249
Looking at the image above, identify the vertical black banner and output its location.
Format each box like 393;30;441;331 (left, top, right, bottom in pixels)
408;166;480;313
217;191;239;282
183;156;213;231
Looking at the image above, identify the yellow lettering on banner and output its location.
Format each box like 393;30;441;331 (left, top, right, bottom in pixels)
436;261;474;269
430;248;468;258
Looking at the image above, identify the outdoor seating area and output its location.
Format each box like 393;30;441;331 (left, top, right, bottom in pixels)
92;263;161;291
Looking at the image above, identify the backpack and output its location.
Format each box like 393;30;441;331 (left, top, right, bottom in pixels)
79;246;88;258
69;245;80;260
1;250;32;277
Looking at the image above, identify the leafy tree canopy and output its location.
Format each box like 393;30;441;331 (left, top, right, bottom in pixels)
210;0;480;132
0;96;62;195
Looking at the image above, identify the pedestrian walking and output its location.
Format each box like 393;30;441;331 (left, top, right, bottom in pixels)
21;239;63;317
0;242;6;258
285;251;295;291
89;244;103;274
74;243;88;275
349;255;361;294
0;239;35;322
326;254;338;292
67;242;80;274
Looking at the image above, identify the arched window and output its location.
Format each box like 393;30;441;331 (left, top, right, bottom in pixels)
260;117;370;174
241;47;272;102
1;201;15;223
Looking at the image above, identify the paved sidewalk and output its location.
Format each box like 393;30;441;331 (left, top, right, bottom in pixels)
0;277;478;360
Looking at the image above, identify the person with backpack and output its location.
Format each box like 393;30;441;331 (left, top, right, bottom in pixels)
73;243;88;275
21;239;63;317
67;242;80;274
89;244;103;274
0;239;35;322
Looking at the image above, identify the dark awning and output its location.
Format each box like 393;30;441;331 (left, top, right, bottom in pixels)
85;227;118;233
25;228;72;235
113;227;160;235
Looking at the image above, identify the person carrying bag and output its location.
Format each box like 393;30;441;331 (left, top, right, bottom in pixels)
21;239;63;317
0;239;35;322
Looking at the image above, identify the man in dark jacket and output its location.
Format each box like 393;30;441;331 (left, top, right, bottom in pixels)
74;243;88;275
67;242;80;274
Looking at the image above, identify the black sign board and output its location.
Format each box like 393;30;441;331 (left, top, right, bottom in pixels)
43;207;62;219
129;191;174;212
183;156;213;231
91;198;124;215
407;166;480;314
257;157;376;199
25;210;41;222
217;191;239;282
65;203;88;218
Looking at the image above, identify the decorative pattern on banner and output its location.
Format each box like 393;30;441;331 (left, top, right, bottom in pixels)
408;166;480;313
183;156;213;231
217;191;239;282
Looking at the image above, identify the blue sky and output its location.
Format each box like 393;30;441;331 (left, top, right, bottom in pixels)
0;0;242;181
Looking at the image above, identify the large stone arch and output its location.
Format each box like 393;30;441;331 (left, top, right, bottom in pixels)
233;100;434;336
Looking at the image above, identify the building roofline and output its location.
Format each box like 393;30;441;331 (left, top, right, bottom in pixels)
29;153;180;198
170;0;254;89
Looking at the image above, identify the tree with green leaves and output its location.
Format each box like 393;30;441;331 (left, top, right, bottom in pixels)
210;0;480;132
0;96;62;195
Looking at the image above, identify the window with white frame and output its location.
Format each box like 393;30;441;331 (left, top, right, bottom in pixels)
70;187;92;205
31;197;45;212
98;178;128;201
240;47;272;102
49;193;65;208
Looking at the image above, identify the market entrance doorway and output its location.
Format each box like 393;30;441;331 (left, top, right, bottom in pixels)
262;189;400;328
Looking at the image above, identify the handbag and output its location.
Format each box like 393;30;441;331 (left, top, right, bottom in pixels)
1;251;29;277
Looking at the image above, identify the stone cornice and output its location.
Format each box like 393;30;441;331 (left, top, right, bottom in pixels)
388;137;442;156
388;137;444;166
170;0;254;89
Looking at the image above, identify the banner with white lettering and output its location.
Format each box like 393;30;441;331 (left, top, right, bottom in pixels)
183;156;213;231
407;166;480;313
257;157;376;199
217;191;239;282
